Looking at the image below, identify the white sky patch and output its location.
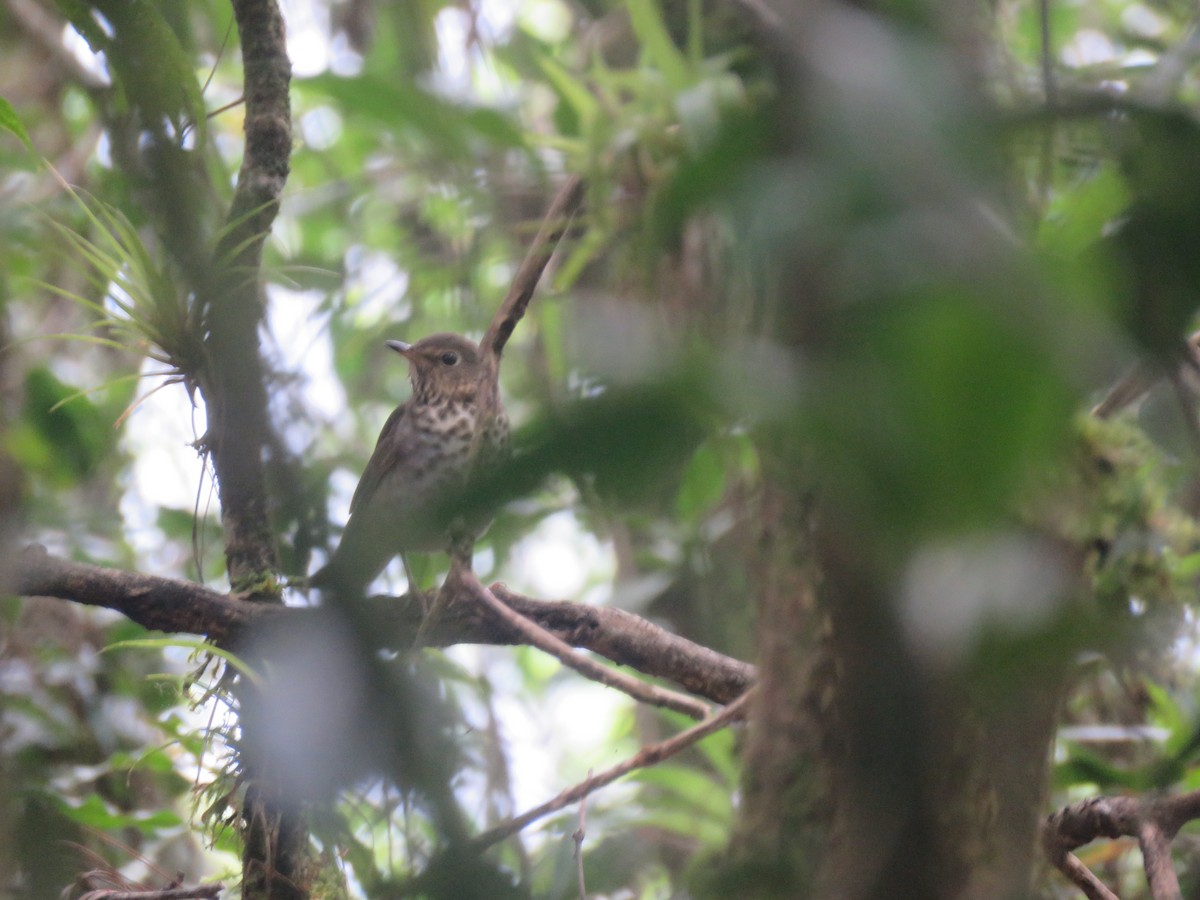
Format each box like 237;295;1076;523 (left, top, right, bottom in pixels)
433;7;472;97
329;32;364;77
429;4;515;102
264;284;345;420
281;0;332;78
1061;29;1119;68
900;533;1068;666
345;247;411;325
300;105;344;151
61;22;112;86
1123;49;1157;68
507;510;614;600
518;0;571;42
489;671;634;816
1121;4;1168;40
120;371;210;575
478;0;518;41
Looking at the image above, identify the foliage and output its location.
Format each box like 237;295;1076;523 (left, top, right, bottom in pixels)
6;0;1200;897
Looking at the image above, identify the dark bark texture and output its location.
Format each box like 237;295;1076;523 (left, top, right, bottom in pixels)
202;0;291;588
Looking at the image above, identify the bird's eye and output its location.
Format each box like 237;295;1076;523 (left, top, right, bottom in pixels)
441;351;459;366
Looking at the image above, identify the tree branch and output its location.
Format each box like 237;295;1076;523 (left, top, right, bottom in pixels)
13;546;754;706
480;174;586;365
79;887;222;900
14;544;272;638
200;0;292;587
458;569;712;719
468;688;754;852
1043;792;1200;899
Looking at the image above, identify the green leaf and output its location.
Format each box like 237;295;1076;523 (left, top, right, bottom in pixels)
58;793;183;834
95;0;207;143
1037;164;1130;260
676;439;726;521
19;367;112;482
1172;551;1200;580
1054;745;1139;790
300;73;523;157
812;288;1075;535
626;0;692;92
636;808;729;848
104;637;263;687
0;95;34;154
533;49;598;129
1146;680;1186;752
631;764;734;821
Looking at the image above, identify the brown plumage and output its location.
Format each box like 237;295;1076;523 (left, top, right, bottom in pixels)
311;333;509;596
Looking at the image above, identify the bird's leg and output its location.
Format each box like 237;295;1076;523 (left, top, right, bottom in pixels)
399;551;426;612
412;541;472;649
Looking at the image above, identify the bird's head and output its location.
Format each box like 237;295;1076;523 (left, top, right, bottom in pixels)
387;333;488;403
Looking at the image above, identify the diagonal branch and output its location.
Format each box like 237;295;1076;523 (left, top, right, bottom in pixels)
458;569;712;719
468;688;754;852
480;174;586;367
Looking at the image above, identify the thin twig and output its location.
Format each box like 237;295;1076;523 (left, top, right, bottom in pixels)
1091;331;1200;419
78;888;222;900
480;174;586;365
1139;821;1181;900
571;777;590;900
459;570;712;720
574;774;590;900
1043;791;1200;899
469;689;754;852
1054;852;1120;900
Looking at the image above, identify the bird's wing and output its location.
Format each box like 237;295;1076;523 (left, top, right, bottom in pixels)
348;401;412;515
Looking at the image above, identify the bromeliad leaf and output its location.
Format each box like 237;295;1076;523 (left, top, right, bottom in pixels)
44;174;199;378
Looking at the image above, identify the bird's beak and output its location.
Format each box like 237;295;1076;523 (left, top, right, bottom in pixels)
385;340;412;356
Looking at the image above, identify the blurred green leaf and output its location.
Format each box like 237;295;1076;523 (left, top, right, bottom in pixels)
16;367;112;482
301;73;525;157
631;764;734;822
58;793;182;834
57;0;206;143
1054;746;1139;790
0;95;34;154
813;289;1075;535
1037;164;1129;260
533;48;598;132
627;0;692;92
455;375;712;524
104;638;263;687
676;439;726;521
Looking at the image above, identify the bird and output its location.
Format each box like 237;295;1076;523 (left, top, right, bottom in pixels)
310;332;509;599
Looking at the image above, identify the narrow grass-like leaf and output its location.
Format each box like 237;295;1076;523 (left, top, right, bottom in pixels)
14;331;132;352
535;48;598;125
43;168;193;374
104;638;263;688
47;370;149;413
0;95;34;153
113;376;186;428
627;0;692;91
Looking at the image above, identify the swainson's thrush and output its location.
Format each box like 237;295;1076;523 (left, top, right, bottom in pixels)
311;333;509;596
